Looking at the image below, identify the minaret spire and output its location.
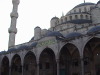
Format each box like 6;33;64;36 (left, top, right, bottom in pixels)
8;0;20;48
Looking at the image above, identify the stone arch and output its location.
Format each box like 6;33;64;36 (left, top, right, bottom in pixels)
59;43;80;75
83;37;100;75
1;56;9;75
39;48;56;75
23;50;36;60
23;51;36;75
38;46;57;61
92;41;100;75
11;54;22;75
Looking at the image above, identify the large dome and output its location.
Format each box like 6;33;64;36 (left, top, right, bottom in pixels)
64;2;95;24
74;2;95;8
67;2;95;15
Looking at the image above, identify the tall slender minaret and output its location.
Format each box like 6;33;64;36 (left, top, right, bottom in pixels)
8;0;20;48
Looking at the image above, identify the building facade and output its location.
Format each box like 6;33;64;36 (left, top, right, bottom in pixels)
0;0;100;75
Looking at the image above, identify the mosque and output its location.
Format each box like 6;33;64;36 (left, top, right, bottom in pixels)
0;0;100;75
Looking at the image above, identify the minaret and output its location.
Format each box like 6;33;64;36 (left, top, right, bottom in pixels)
8;0;20;48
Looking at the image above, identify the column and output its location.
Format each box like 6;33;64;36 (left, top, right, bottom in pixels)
56;59;59;75
37;61;39;75
9;66;11;75
22;65;23;75
0;63;1;75
80;56;84;75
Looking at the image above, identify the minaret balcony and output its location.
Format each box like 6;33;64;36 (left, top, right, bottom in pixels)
8;28;17;34
10;12;18;18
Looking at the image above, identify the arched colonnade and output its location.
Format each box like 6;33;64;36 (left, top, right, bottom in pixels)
0;37;100;75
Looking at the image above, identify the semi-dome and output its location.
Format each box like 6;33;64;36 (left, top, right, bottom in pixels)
65;32;82;40
29;37;34;42
17;45;30;50
0;51;6;55
97;1;100;4
8;47;16;52
30;42;38;48
46;31;63;37
87;26;100;35
74;2;95;8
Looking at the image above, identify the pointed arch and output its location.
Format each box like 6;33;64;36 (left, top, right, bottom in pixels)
23;51;36;75
11;54;22;75
1;56;9;75
39;48;56;75
59;43;80;75
83;37;100;75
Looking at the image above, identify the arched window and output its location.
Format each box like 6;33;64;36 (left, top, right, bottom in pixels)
80;15;83;19
69;16;72;20
74;10;76;13
79;8;81;12
61;19;63;23
90;16;92;20
84;7;87;12
86;15;88;19
65;17;67;21
75;15;78;19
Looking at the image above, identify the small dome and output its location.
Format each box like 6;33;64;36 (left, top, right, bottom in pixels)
67;19;92;24
30;42;38;48
97;1;100;4
87;26;100;35
29;37;34;42
17;45;30;50
46;31;63;37
8;47;16;52
51;16;59;20
35;26;40;29
74;2;95;8
0;51;6;55
65;32;82;40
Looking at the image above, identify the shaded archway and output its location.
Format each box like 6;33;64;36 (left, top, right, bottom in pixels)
11;54;22;75
83;37;100;75
23;51;36;75
1;56;9;75
39;48;56;75
93;44;100;75
59;43;80;75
